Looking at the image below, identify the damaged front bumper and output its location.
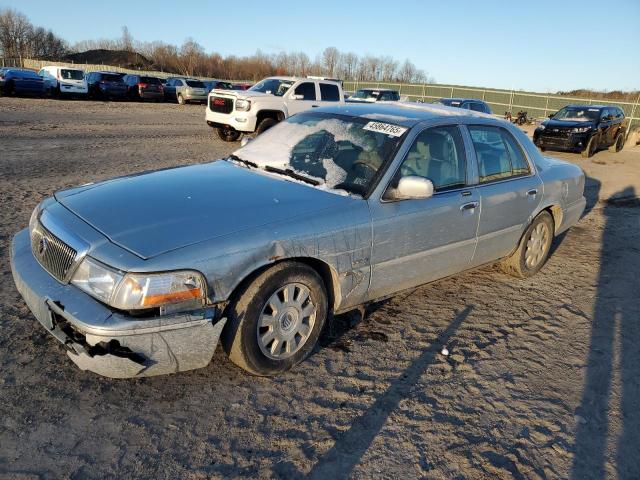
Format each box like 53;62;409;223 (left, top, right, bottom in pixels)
10;229;226;378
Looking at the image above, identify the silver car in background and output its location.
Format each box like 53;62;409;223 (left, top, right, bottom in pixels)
10;103;586;378
164;77;208;104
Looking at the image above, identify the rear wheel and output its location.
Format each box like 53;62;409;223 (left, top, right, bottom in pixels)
216;127;241;142
221;261;328;376
256;117;278;135
499;211;554;278
609;132;624;153
581;135;597;158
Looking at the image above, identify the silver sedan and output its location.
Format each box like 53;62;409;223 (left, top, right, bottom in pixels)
10;103;586;378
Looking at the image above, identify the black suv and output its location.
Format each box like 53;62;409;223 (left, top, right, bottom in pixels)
436;98;492;114
534;104;626;157
86;71;127;99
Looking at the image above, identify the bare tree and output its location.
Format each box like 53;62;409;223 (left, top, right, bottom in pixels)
321;47;339;77
120;26;133;52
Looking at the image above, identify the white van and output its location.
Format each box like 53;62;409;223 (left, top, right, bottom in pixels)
38;66;88;97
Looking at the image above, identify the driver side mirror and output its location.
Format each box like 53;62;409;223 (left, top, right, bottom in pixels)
390;176;434;200
548;113;555;118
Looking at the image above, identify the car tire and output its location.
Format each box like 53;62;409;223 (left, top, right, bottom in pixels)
221;261;328;376
499;210;554;279
256;117;278;135
177;93;185;105
216;127;241;142
581;135;597;158
609;132;624;153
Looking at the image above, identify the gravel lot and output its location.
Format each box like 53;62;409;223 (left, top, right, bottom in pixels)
1;98;639;479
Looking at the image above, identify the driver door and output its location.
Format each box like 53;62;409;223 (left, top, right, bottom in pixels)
367;125;480;300
287;81;318;115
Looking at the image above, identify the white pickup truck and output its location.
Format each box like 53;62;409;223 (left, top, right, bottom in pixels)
205;76;345;141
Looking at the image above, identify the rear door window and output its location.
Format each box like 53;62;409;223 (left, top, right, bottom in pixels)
320;83;340;101
294;82;316;101
470;102;485;112
186;80;205;88
468;126;531;183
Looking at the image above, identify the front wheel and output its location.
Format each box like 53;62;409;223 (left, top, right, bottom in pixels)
177;93;185;105
256;117;278;135
216;127;241;142
221;261;328;376
499;211;554;278
581;135;597;158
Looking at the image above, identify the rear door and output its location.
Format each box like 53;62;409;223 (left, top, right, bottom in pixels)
368;124;480;299
465;125;542;267
318;82;341;107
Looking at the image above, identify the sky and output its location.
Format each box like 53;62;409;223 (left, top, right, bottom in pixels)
2;0;639;93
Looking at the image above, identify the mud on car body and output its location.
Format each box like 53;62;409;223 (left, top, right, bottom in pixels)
11;102;586;378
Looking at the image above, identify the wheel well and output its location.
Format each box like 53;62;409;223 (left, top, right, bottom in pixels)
256;110;285;125
224;257;339;314
545;205;562;234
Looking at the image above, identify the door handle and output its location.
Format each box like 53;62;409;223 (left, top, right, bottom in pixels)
460;201;478;211
311;105;319;108
527;189;538;196
461;190;472;197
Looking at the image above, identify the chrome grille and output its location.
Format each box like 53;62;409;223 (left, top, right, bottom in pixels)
30;221;77;282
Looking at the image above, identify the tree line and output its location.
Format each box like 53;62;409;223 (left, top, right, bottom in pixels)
0;8;432;83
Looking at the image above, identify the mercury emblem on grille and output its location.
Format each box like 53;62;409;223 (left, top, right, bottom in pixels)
37;236;48;256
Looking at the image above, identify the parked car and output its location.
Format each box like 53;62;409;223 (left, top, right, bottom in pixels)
11;103;586;379
0;68;46;97
164;77;208;104
204;80;234;93
232;83;252;90
38;66;87;98
206;76;345;141
347;88;400;102
533;104;626;157
122;74;164;101
436;98;493;114
86;71;127;99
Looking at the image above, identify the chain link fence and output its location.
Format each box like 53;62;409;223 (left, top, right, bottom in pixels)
344;80;640;130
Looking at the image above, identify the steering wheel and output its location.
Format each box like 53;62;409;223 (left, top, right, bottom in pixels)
352;159;378;174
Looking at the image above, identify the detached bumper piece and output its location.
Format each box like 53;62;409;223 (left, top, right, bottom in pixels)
11;228;226;378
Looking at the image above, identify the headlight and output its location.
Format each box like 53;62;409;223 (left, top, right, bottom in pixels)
235;99;251;111
71;257;124;306
538;124;546;131
29;205;40;233
571;126;591;133
71;257;205;311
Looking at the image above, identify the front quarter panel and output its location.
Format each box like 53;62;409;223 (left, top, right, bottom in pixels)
148;198;373;313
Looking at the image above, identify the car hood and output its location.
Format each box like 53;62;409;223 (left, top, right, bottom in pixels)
55;161;356;259
543;118;596;129
211;89;275;100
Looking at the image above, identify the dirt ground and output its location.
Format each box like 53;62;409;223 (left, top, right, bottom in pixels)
0;98;639;480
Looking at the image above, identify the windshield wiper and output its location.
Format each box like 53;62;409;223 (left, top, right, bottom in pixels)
264;166;321;186
227;154;257;169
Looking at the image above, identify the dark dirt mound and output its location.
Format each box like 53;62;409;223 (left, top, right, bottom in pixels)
63;49;154;70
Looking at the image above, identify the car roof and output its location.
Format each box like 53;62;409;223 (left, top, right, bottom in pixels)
357;88;397;92
440;97;487;103
565;104;612;110
316;102;495;127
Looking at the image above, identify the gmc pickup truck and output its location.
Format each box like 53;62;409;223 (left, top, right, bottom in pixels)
205;76;345;141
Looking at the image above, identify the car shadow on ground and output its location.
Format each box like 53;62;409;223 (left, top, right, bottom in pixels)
571;186;640;479
274;306;473;479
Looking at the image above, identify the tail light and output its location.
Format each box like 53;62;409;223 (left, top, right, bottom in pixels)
138;82;148;89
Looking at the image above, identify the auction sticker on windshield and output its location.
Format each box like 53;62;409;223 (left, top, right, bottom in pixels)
363;121;407;137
